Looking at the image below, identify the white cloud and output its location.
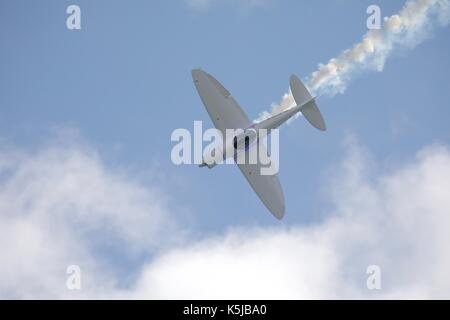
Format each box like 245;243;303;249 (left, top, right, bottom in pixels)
1;134;450;299
129;138;450;299
0;135;177;298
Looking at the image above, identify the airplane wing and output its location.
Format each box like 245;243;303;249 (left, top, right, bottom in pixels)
192;69;250;134
236;143;285;220
192;68;285;219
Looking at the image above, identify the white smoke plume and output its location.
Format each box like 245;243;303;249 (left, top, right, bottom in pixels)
257;0;450;121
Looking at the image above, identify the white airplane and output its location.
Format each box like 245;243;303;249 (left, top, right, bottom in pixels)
192;69;326;220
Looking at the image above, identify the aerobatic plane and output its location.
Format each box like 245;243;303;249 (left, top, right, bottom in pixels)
192;69;326;220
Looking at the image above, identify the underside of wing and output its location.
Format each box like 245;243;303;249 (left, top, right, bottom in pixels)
192;69;250;133
236;144;285;220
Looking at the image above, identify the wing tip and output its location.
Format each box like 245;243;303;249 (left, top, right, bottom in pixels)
270;200;285;220
191;68;203;80
316;121;327;131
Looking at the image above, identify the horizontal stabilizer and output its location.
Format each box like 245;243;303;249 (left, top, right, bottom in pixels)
301;98;326;131
290;74;312;106
290;74;326;131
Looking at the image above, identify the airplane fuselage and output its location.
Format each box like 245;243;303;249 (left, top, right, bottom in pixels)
199;99;313;168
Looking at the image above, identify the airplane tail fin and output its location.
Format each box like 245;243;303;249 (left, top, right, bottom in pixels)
290;75;326;131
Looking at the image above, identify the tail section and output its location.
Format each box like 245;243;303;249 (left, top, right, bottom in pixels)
290;75;326;131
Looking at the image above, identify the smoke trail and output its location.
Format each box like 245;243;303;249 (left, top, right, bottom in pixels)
257;0;450;121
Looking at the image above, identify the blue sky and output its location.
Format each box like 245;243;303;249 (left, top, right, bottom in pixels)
1;0;450;298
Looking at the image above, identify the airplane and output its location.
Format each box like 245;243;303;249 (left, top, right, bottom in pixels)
192;69;326;220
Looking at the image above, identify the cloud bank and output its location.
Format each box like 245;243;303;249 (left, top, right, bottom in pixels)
259;0;450;121
1;135;450;299
130;139;450;299
0;136;177;298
